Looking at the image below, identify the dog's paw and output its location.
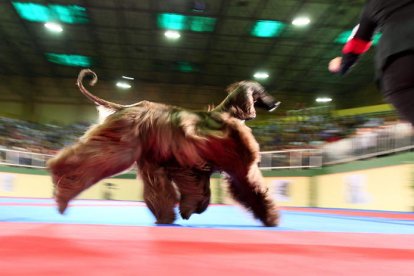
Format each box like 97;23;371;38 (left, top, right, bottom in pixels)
154;211;177;224
262;209;280;227
179;208;193;220
195;197;210;214
155;218;176;224
56;200;68;215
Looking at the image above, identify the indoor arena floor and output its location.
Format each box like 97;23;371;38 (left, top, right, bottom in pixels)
1;198;414;275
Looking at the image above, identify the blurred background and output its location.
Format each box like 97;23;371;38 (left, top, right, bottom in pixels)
0;0;413;211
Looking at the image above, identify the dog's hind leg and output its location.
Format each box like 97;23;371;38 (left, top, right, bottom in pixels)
48;142;138;214
139;162;178;224
168;167;212;220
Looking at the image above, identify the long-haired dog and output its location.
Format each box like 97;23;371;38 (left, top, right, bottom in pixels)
47;69;280;226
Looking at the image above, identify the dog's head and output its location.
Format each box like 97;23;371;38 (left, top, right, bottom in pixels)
223;81;280;120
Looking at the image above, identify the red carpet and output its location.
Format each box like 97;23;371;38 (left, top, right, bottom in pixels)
1;223;413;276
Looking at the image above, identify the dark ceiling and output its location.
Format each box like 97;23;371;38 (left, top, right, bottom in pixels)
0;0;378;111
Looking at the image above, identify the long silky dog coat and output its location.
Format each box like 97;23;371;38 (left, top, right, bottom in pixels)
47;69;280;226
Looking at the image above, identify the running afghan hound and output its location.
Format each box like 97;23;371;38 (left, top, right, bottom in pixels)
47;69;280;226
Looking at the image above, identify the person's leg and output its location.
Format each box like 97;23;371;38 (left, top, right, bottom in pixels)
386;87;414;125
381;53;414;125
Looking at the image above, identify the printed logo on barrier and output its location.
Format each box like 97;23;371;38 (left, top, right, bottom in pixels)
272;180;291;202
0;173;15;192
344;174;371;204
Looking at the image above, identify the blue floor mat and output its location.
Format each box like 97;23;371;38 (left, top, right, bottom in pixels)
1;198;414;234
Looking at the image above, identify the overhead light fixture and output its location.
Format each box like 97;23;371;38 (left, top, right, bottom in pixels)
253;71;269;80
12;2;88;24
251;20;285;38
122;75;134;80
157;13;216;32
116;81;132;89
292;17;310;26
44;22;63;33
45;53;92;67
316;97;332;103
175;61;197;72
164;30;181;39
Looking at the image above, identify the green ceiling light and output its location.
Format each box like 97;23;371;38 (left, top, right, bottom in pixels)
334;30;382;45
158;13;187;30
49;4;88;24
157;13;216;32
45;53;92;67
251;20;286;38
12;2;50;22
188;16;216;32
12;2;88;24
175;61;196;72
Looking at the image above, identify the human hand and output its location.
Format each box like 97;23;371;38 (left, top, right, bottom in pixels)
328;57;342;73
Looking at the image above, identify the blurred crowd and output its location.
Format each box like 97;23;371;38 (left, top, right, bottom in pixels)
0;110;412;163
250;109;412;154
250;113;390;151
321;119;413;163
0;117;89;155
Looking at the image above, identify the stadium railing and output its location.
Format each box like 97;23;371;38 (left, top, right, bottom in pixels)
0;128;412;170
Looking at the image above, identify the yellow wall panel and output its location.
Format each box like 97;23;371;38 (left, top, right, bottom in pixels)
315;165;413;211
0;173;54;198
1;164;413;212
265;177;310;207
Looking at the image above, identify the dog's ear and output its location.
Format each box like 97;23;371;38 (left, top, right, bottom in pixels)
225;82;240;94
228;82;257;120
217;81;276;120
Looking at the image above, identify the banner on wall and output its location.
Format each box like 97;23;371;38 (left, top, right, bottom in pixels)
272;180;291;202
0;173;15;192
344;174;371;204
101;182;118;200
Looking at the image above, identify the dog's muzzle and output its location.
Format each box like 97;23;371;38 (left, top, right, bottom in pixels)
256;95;281;112
266;100;281;112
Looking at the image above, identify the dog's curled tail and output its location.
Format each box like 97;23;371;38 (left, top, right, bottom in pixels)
77;69;124;111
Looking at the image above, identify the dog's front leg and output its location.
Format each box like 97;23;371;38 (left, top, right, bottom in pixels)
225;164;279;227
199;140;279;226
139;162;179;224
